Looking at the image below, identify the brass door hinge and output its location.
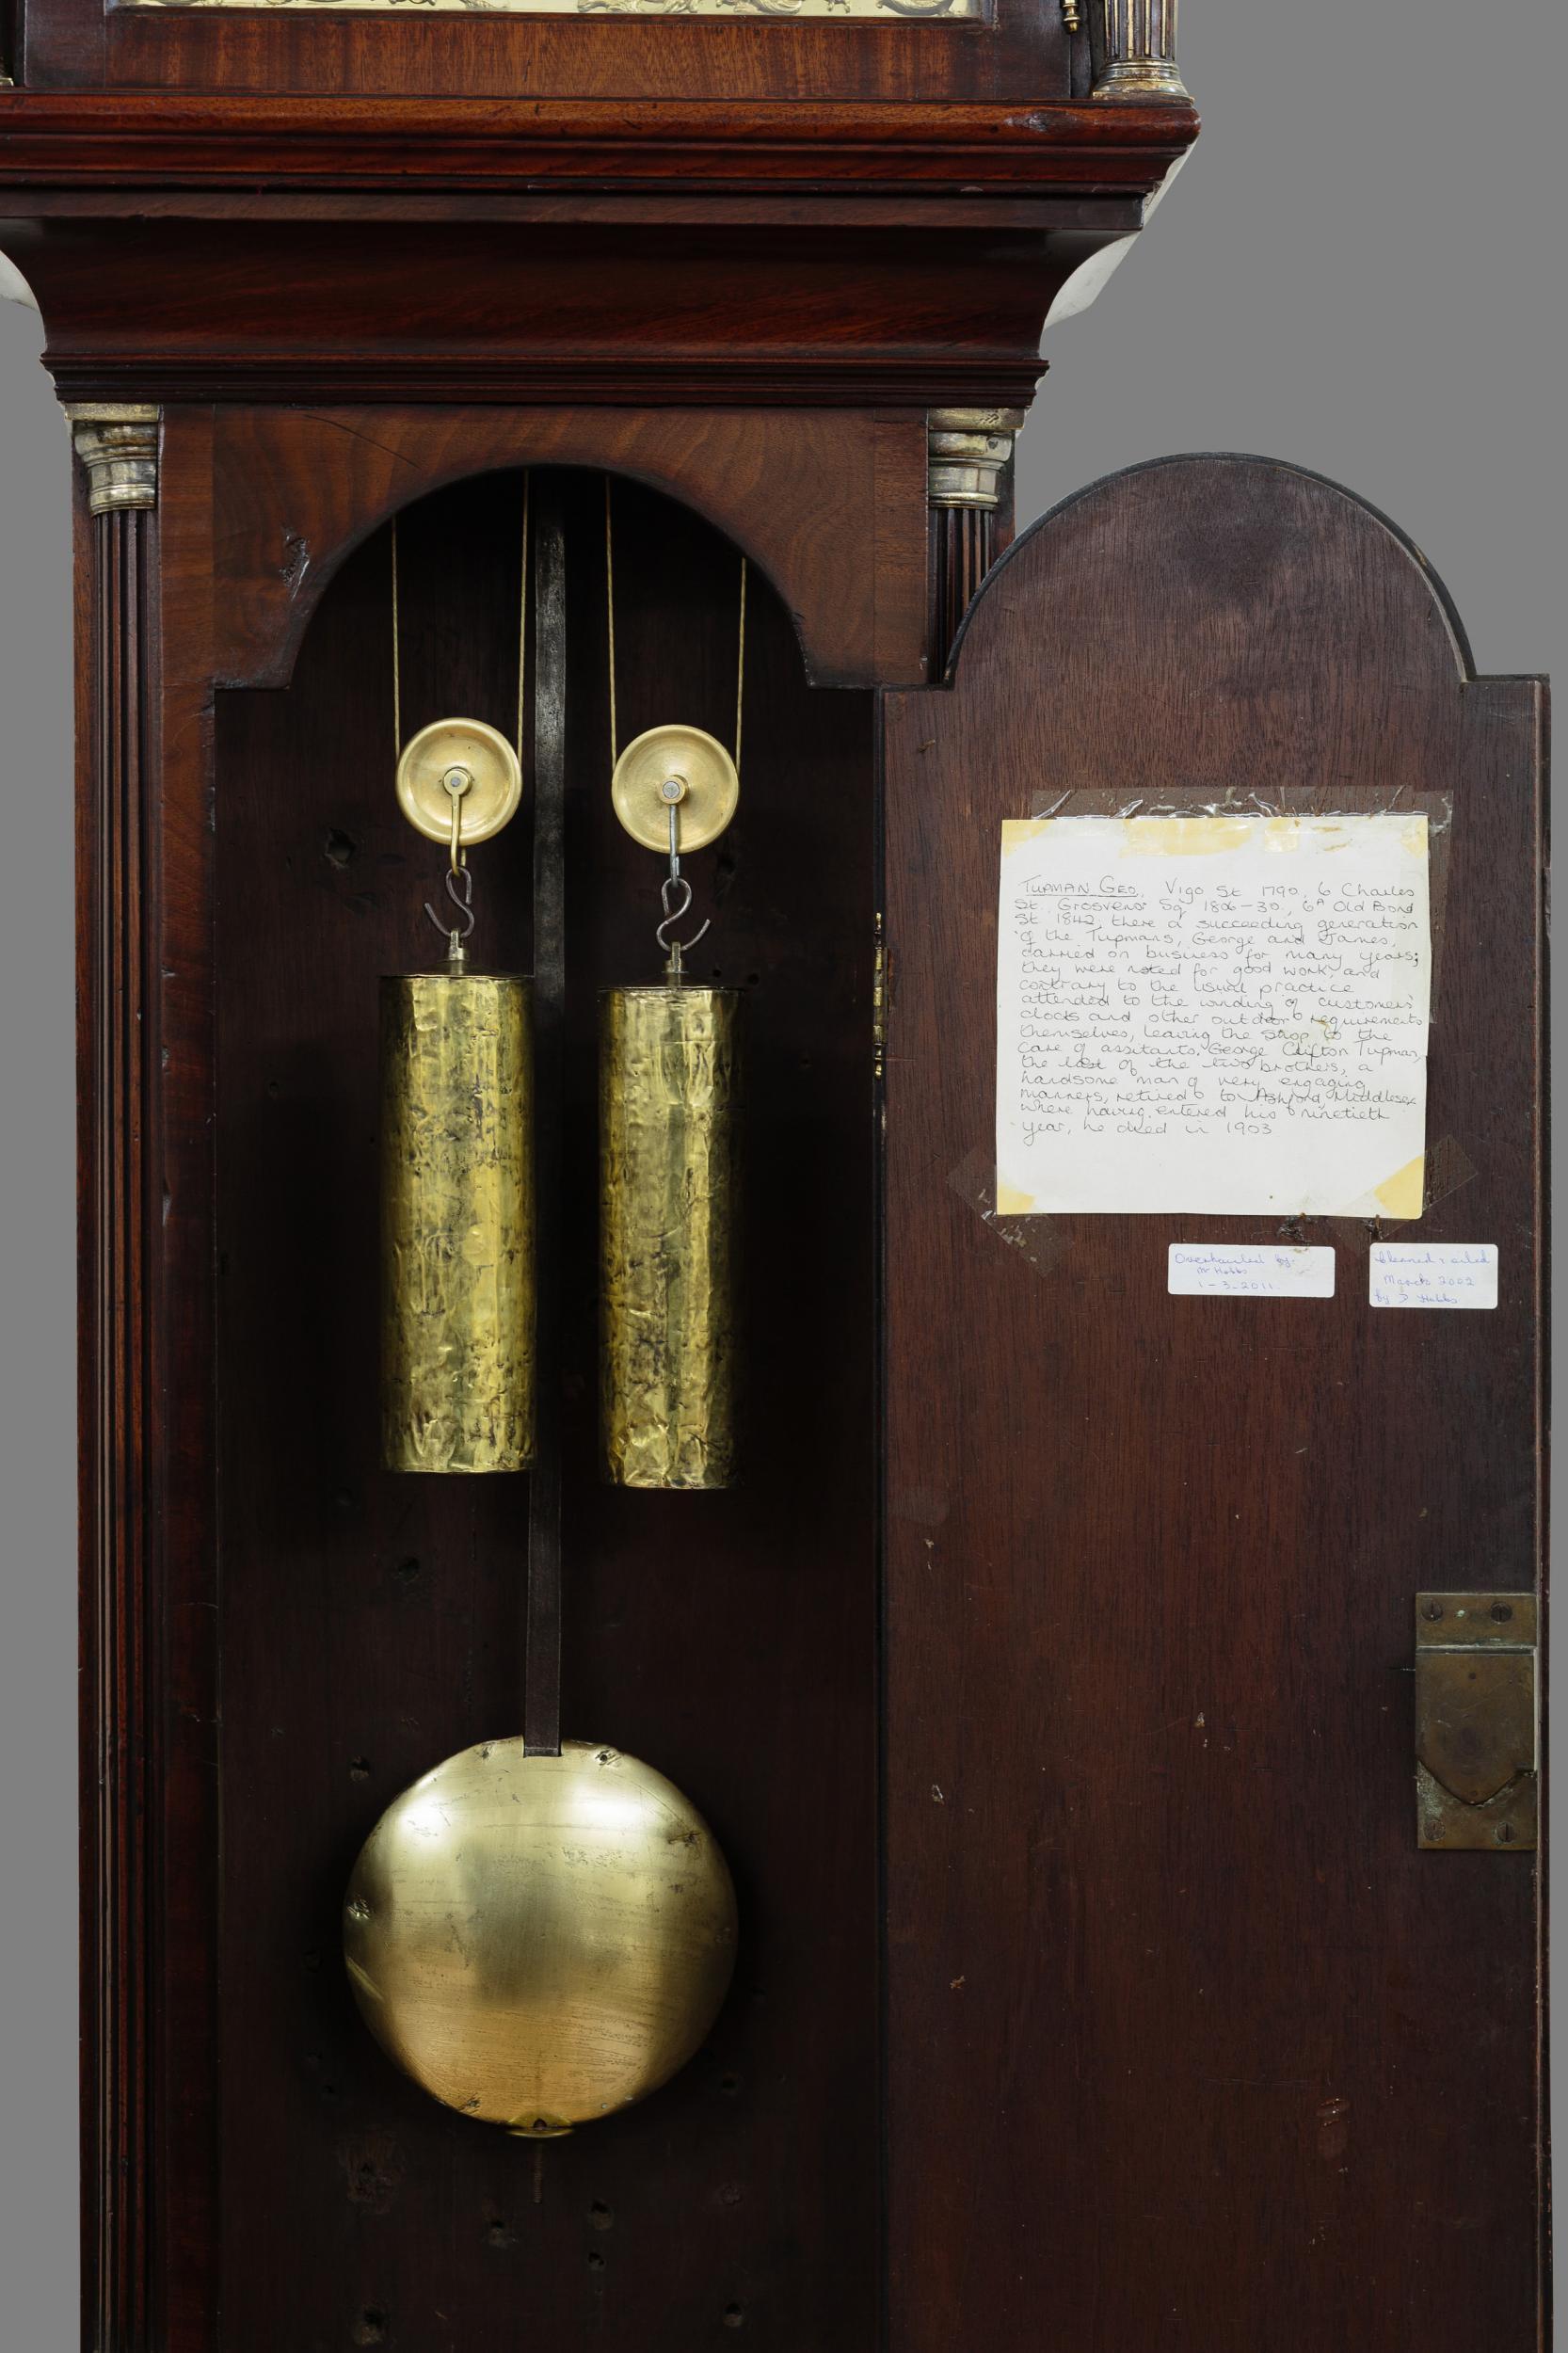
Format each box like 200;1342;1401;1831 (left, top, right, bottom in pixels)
872;913;887;1080
1415;1593;1537;1850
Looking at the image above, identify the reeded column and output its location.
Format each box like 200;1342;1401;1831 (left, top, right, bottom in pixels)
927;408;1025;676
68;398;161;2353
1095;0;1189;99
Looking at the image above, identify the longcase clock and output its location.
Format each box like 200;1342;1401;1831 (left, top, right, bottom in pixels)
0;4;1547;2349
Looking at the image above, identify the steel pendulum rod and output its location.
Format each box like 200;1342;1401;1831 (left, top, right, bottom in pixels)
524;479;567;1757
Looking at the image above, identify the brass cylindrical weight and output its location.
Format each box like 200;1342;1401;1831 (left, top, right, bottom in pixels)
381;973;536;1473
600;985;741;1490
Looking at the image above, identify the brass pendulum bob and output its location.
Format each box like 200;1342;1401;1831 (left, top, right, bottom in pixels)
343;1736;737;2135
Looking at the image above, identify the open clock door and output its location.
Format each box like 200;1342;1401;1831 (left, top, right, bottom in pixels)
879;456;1546;2352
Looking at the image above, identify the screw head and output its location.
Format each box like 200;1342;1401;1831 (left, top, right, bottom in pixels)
1496;1822;1517;1845
1491;1602;1513;1624
659;774;688;805
1423;1601;1445;1623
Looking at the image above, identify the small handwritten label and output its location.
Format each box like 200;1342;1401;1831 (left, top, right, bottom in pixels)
1368;1243;1497;1310
1168;1244;1336;1299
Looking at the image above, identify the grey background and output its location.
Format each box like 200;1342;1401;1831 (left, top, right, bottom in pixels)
0;0;1560;2338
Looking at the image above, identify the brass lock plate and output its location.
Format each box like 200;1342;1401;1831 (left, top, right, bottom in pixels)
1415;1593;1537;1851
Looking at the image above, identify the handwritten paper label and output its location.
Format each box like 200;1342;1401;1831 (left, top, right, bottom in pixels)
1368;1243;1497;1310
996;814;1431;1216
1169;1244;1336;1299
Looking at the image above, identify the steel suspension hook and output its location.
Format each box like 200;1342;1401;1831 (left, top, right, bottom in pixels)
653;784;712;980
424;764;477;967
425;863;476;957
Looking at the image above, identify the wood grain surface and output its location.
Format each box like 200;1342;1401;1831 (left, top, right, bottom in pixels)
0;205;1131;413
0;92;1193;185
203;407;929;693
881;455;1546;2353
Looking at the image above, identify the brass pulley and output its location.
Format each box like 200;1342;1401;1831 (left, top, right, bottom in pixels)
611;722;739;856
604;478;745;901
395;716;522;854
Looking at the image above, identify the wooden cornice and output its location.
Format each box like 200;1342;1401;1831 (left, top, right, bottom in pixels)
0;91;1197;200
0;90;1195;410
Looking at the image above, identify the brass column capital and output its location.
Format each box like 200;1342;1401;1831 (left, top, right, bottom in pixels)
66;404;162;515
1095;0;1189;99
927;409;1027;512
